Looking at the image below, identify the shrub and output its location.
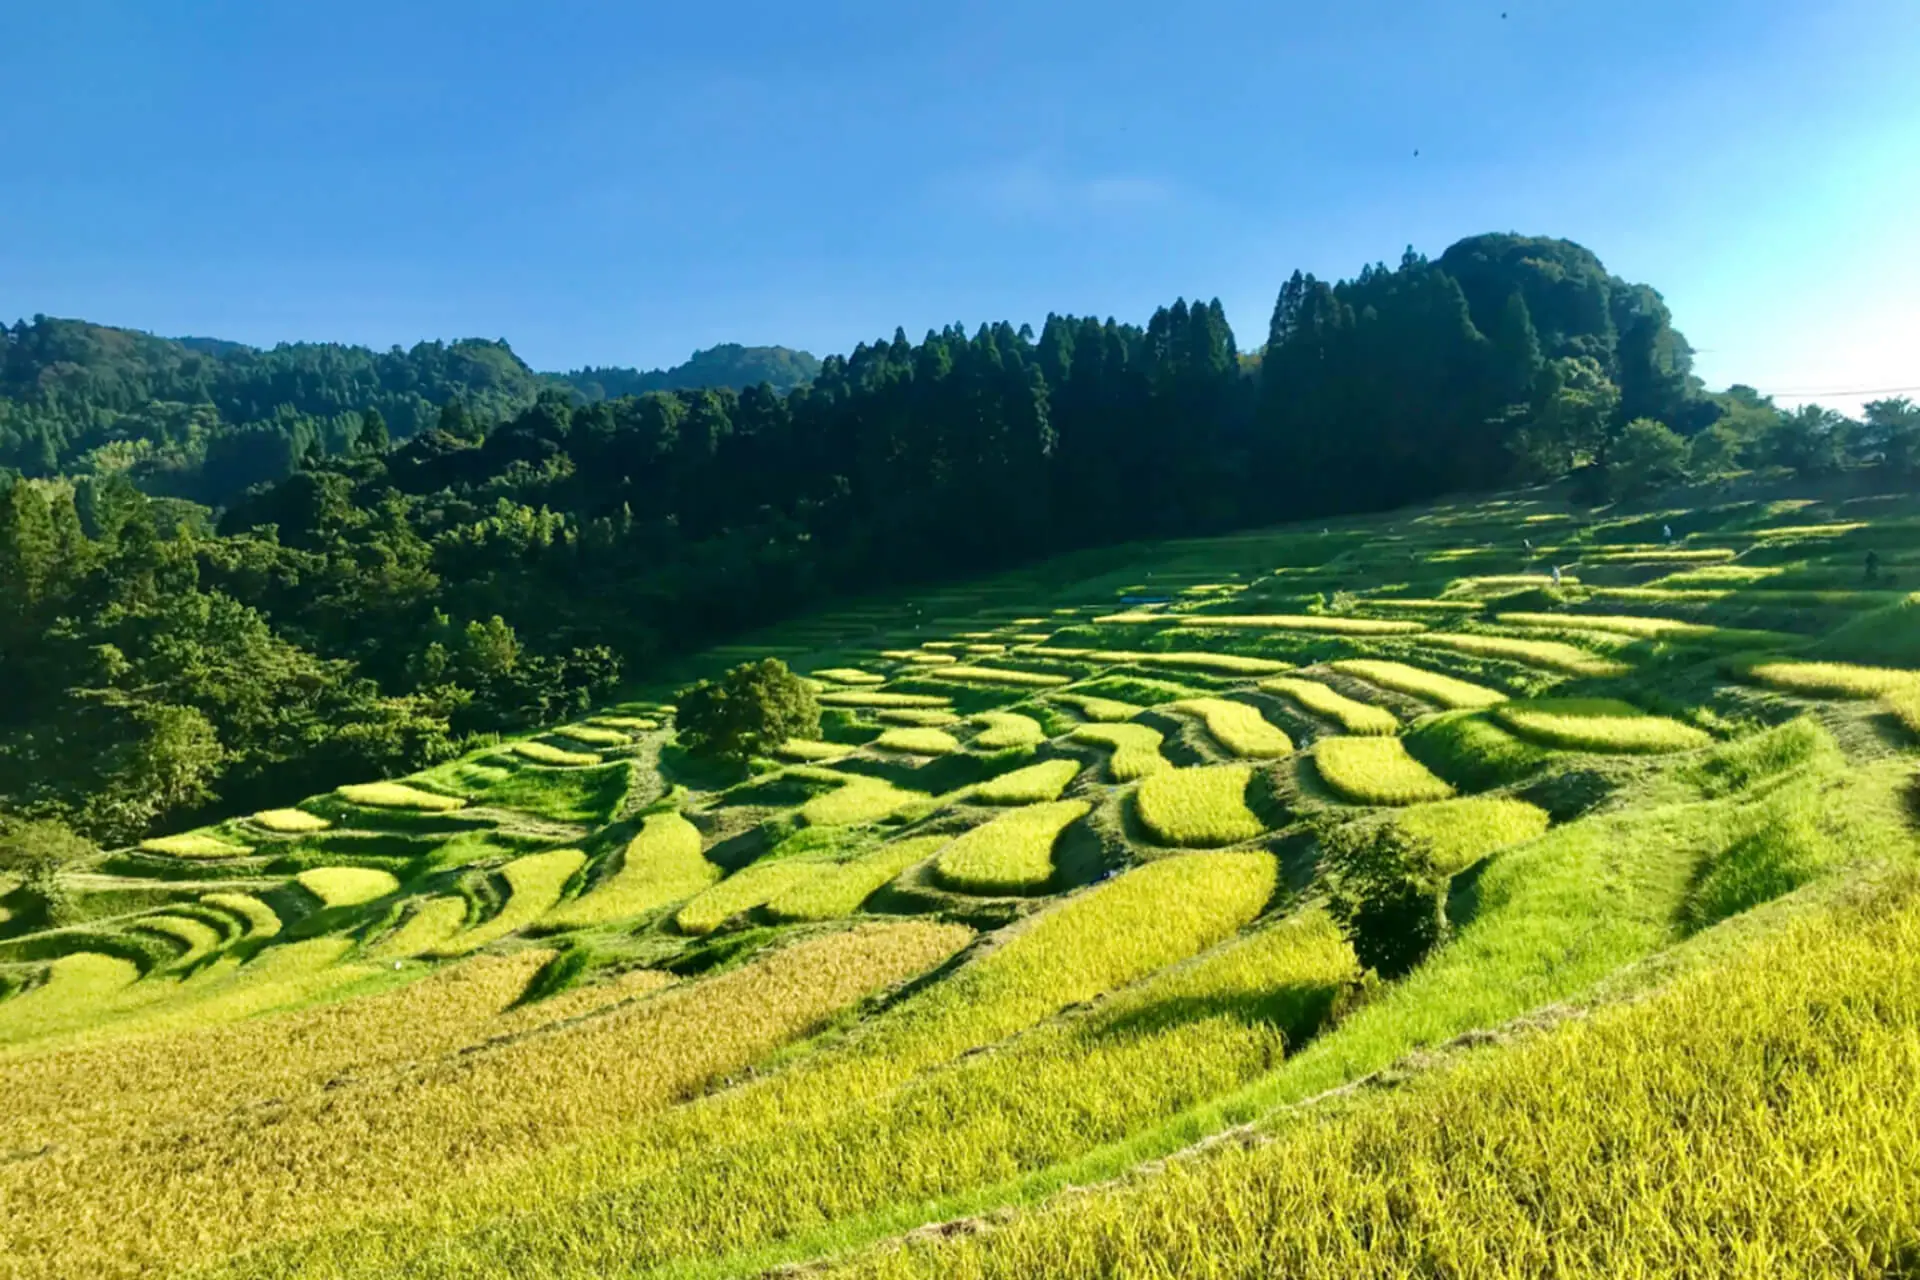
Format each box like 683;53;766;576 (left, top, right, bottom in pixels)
1315;737;1456;805
1320;821;1450;978
0;818;99;930
1071;723;1170;780
933;800;1090;894
676;658;822;765
1331;659;1507;710
972;758;1082;804
1135;765;1267;846
1169;698;1293;758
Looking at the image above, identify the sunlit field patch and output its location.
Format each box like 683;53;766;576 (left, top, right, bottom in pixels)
1331;659;1508;709
1071;722;1171;780
801;776;929;826
765;837;948;922
820;691;954;708
1169;697;1293;758
927;664;1072;688
873;726;963;755
135;915;224;963
510;740;603;766
777;738;852;762
1315;736;1456;805
1393;795;1551;874
677;860;830;934
1741;659;1920;700
432;849;587;955
812;667;888;685
1495;611;1791;649
881;650;960;665
550;724;632;747
336;781;465;811
1135;764;1267;846
972;757;1083;804
546;812;716;928
1174;613;1426;635
1581;546;1738;563
1260;676;1398;734
1419;632;1630;677
137;831;252;858
371;896;470;959
1493;698;1712;754
296;866;400;907
933;800;1090;894
1050;693;1143;722
972;711;1046;749
248;808;332;834
200;892;282;938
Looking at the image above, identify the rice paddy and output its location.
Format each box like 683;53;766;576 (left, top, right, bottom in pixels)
12;482;1920;1280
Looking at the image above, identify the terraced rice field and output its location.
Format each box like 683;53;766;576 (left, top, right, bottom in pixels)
6;482;1920;1280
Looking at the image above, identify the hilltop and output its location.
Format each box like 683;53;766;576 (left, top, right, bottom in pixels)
2;478;1917;1277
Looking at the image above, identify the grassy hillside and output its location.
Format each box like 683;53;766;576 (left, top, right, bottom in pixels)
3;482;1918;1278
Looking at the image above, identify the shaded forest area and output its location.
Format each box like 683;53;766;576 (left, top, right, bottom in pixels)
3;232;1915;842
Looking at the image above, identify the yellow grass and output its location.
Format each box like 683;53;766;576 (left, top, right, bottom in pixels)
1315;736;1457;805
545;812;716;928
963;643;1008;655
676;860;831;934
877;708;962;726
1581;546;1737;562
1496;611;1791;649
812;667;888;685
431;849;587;955
550;724;632;747
874;726;963;755
1120;650;1293;676
1175;613;1426;635
934;800;1091;894
137;832;252;858
881;650;960;665
1051;693;1142;722
370;896;470;959
1260;676;1399;734
0;953;141;1042
337;781;465;811
973;758;1083;804
1420;632;1630;677
1169;697;1293;758
819;691;953;708
1072;722;1171;780
928;665;1072;688
765;837;948;922
590;715;658;731
1135;764;1267;846
296;866;401;907
1494;698;1712;754
1887;685;1920;737
1393;795;1551;874
510;740;602;766
802;776;929;826
248;808;332;834
972;711;1046;749
1744;660;1920;700
200;892;282;938
777;738;852;762
1331;658;1508;709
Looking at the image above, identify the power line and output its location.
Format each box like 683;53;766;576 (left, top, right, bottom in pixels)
1752;384;1920;398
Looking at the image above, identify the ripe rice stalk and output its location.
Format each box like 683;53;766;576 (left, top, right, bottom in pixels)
1331;659;1508;710
336;781;465;812
546;812;716;929
1071;723;1171;780
1168;697;1293;758
1492;698;1711;755
1260;677;1398;735
933;800;1091;894
1135;764;1267;847
972;758;1082;805
432;849;587;956
1315;736;1457;805
296;866;401;908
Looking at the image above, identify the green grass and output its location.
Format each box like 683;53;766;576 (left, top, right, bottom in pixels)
1135;764;1267;847
200;893;283;938
820;691;954;708
509;740;603;766
777;738;853;762
1331;658;1508;709
335;781;465;811
873;726;963;755
369;896;469;959
801;776;929;826
135;915;225;964
1494;611;1793;649
1492;698;1713;754
549;724;633;747
677;860;831;934
137;832;253;858
972;711;1046;749
1173;613;1425;635
432;848;588;955
1393;795;1551;874
1168;698;1293;758
765;837;949;921
1315;736;1457;805
1420;632;1630;677
295;866;400;907
972;758;1083;805
1403;711;1552;791
546;812;717;928
933;800;1091;894
1259;676;1398;734
1071;723;1171;780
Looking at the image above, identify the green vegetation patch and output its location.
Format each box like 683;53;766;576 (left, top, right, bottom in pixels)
933;800;1091;895
1496;611;1793;649
873;726;963;756
1393;795;1551;875
1420;632;1629;677
972;758;1083;805
1743;659;1919;700
801;776;929;827
1260;676;1398;735
764;837;948;922
1071;723;1171;780
249;809;332;834
877;708;962;727
369;897;469;959
1177;613;1425;636
928;665;1072;688
547;812;717;928
1135;764;1268;847
1050;693;1141;722
433;849;588;955
136;915;225;964
138;832;253;859
1403;711;1553;791
676;861;830;935
1493;698;1711;755
336;781;465;812
812;667;888;685
550;724;632;747
297;866;401;907
1169;697;1293;758
776;738;851;762
1331;659;1508;709
1315;737;1457;805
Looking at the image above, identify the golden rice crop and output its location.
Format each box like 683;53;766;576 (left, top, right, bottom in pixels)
1051;693;1141;721
1360;598;1487;612
1121;650;1293;676
200;892;282;938
1135;764;1267;846
812;667;888;685
1315;736;1457;805
1175;613;1425;635
1072;722;1171;780
510;740;602;766
972;710;1046;749
1259;676;1398;734
545;812;716;928
1169;697;1293;758
873;726;963;755
928;664;1072;688
777;738;853;762
336;781;465;811
1093;611;1167;624
134;915;224;963
137;831;252;858
676;859;832;934
589;714;659;730
296;866;400;907
1393;795;1551;874
878;707;962;726
1743;659;1920;700
933;800;1091;894
432;849;586;955
964;643;1008;654
973;757;1083;804
819;691;954;708
1750;521;1866;538
1493;698;1712;754
0;924;970;1280
765;837;948;922
1495;611;1790;649
1331;659;1508;709
549;724;632;747
0;953;140;1045
802;776;929;826
1582;545;1738;562
1419;632;1629;677
881;649;960;665
370;896;470;958
1887;685;1920;737
248;808;332;834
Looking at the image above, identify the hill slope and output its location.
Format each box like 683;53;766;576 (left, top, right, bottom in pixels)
2;480;1916;1278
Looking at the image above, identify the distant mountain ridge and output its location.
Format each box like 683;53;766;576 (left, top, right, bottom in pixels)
556;343;821;400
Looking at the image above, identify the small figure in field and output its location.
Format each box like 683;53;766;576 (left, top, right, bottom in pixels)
1523;537;1533;552
1550;564;1563;586
1663;524;1673;542
1866;550;1882;583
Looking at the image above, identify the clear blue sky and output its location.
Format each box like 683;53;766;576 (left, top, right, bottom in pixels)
4;0;1917;412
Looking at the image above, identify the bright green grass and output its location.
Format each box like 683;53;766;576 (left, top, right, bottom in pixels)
802;776;929;826
1495;611;1793;649
813;668;888;685
972;758;1083;804
335;781;465;811
432;848;588;956
819;691;954;708
1493;698;1712;754
369;897;469;959
1174;613;1426;635
546;812;716;928
1420;632;1630;677
1071;723;1171;780
549;724;632;747
1393;795;1551;875
764;837;949;922
1315;736;1457;805
509;740;602;767
1259;676;1398;734
200;893;282;938
1403;711;1552;790
1135;764;1267;847
928;665;1072;688
877;708;963;727
1050;693;1141;722
296;866;401;907
1168;697;1293;758
873;727;963;756
248;809;332;834
934;800;1091;894
676;860;831;934
1331;658;1508;709
777;738;852;762
972;711;1046;749
136;915;225;964
137;831;252;858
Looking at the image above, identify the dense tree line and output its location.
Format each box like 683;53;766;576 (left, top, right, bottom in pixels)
3;231;1914;844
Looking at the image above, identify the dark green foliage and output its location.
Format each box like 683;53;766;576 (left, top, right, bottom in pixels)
1605;419;1689;498
1319;821;1451;979
675;659;821;765
562;344;820;400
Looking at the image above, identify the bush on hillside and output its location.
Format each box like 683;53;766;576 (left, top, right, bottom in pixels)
1319;821;1450;979
0;815;97;929
675;659;821;766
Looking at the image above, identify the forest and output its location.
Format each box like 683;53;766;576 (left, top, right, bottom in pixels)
3;231;1916;844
